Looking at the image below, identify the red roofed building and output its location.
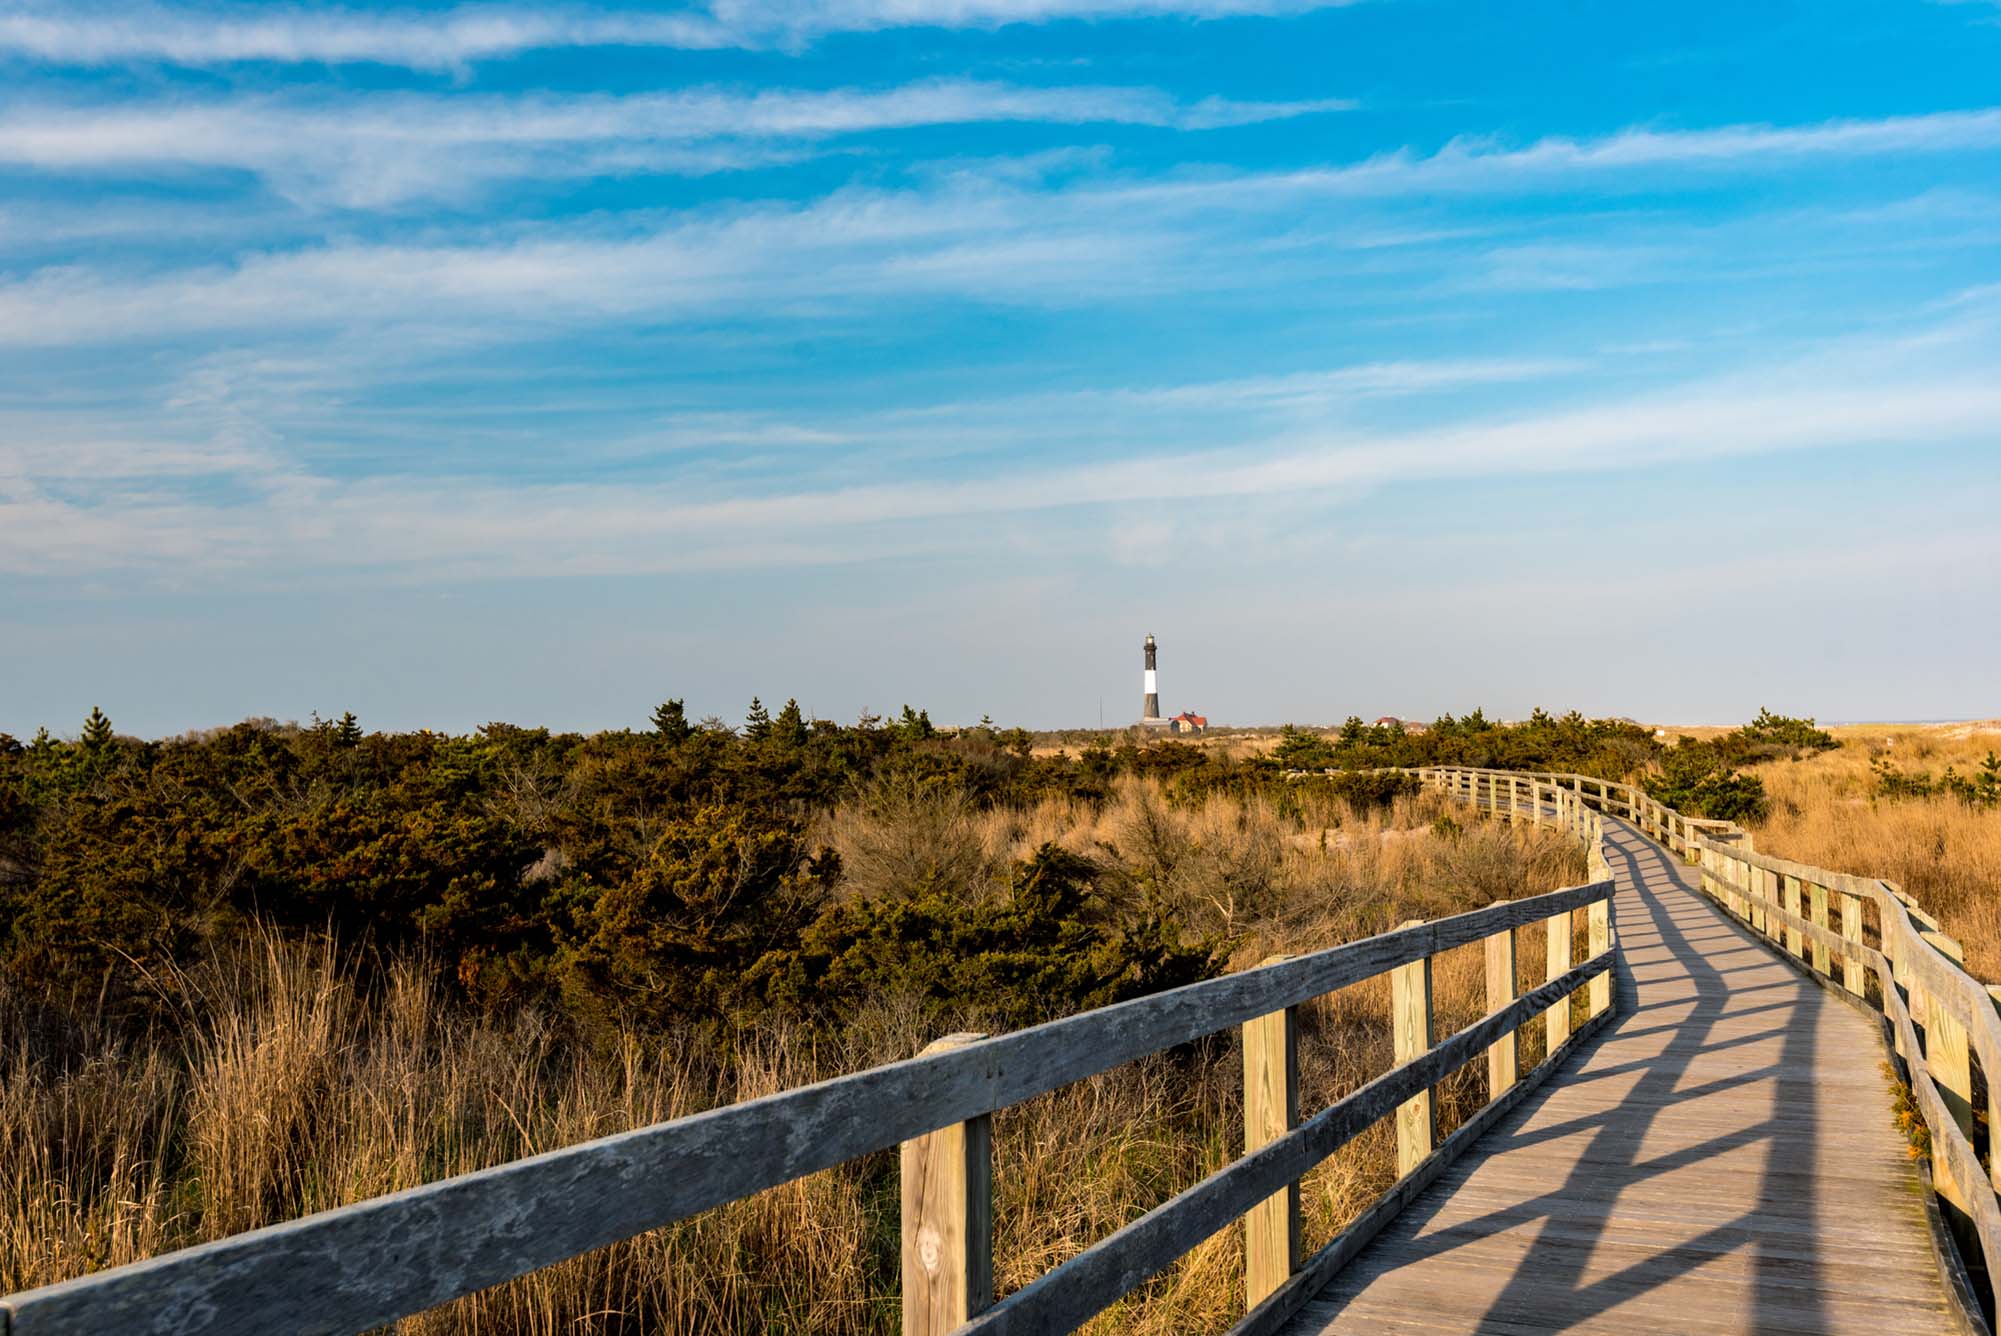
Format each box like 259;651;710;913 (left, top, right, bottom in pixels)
1171;711;1208;735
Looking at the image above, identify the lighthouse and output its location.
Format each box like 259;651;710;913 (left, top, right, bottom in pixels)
1142;634;1161;721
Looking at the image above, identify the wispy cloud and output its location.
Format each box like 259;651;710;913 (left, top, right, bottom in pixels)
0;0;1356;69
0;82;1352;207
7;315;1998;579
10;101;2000;346
0;5;735;67
1104;106;2001;212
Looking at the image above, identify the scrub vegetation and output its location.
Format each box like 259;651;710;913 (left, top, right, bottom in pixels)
1742;720;2001;982
4;701;1983;1330
0;704;1586;1331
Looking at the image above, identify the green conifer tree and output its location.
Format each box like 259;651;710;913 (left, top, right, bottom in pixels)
335;712;364;748
773;698;808;747
650;698;692;743
80;706;115;753
744;697;772;740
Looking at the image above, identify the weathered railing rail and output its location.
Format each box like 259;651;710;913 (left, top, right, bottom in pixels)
0;799;1620;1336
1415;763;2001;1321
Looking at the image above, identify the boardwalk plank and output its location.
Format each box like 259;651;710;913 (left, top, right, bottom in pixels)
1276;817;1956;1336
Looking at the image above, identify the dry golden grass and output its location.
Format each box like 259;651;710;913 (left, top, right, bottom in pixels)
2;783;1584;1333
1746;722;2001;980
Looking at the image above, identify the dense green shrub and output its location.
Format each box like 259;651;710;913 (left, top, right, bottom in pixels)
1640;741;1770;823
1872;753;2001;808
0;706;1232;1034
749;845;1215;1029
1733;708;1838;758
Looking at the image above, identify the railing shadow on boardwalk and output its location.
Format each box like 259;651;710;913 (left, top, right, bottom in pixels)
1294;823;1831;1333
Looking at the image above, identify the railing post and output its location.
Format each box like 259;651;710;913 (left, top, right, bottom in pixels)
1924;984;1975;1217
1392;922;1434;1177
1756;864;1778;944
1988;985;2001;1189
901;1033;993;1336
1546;908;1573;1052
1485;924;1517;1100
1242;958;1299;1308
1587;817;1611;882
1782;873;1805;961
1808;881;1831;977
1886;905;1913;1062
1588;894;1612;1018
1840;890;1865;996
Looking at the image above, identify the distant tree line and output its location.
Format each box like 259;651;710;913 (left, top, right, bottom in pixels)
0;700;1834;1039
1271;705;1838;824
0;700;1260;1035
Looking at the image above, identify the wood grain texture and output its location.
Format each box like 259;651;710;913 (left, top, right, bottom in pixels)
1808;881;1831;978
1782;873;1805;961
1484;928;1518;1099
1587;899;1611;1019
1277;814;1958;1336
1925;999;1975;1217
1243;966;1300;1309
902;1034;993;1336
0;874;1608;1336
1426;763;2001;1311
957;953;1615;1336
1391;930;1434;1179
1841;892;1866;995
1230;1007;1617;1336
1545;910;1573;1051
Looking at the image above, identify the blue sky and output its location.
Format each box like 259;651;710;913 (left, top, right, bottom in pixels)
3;0;1999;736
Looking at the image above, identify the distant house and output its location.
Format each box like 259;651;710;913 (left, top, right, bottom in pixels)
1374;716;1427;734
1171;711;1208;735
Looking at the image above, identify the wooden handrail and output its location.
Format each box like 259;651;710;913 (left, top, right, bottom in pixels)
1417;762;2001;1319
1;811;1620;1336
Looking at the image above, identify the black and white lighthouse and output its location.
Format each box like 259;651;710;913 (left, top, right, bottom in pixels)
1142;634;1161;721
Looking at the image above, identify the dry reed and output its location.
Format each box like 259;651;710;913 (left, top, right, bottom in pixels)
3;782;1585;1333
1746;723;2001;980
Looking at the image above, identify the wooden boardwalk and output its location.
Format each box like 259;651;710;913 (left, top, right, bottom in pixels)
1279;817;1957;1335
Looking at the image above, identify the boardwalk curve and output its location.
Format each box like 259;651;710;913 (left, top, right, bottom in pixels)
1278;815;1956;1335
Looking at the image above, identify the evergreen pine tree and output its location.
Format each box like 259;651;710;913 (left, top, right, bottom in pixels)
773;698;808;747
80;706;115;753
335;712;364;748
650;698;692;743
744;697;772;740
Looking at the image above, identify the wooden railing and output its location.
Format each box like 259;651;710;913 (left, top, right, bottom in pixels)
1;795;1620;1336
1415;763;2001;1320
